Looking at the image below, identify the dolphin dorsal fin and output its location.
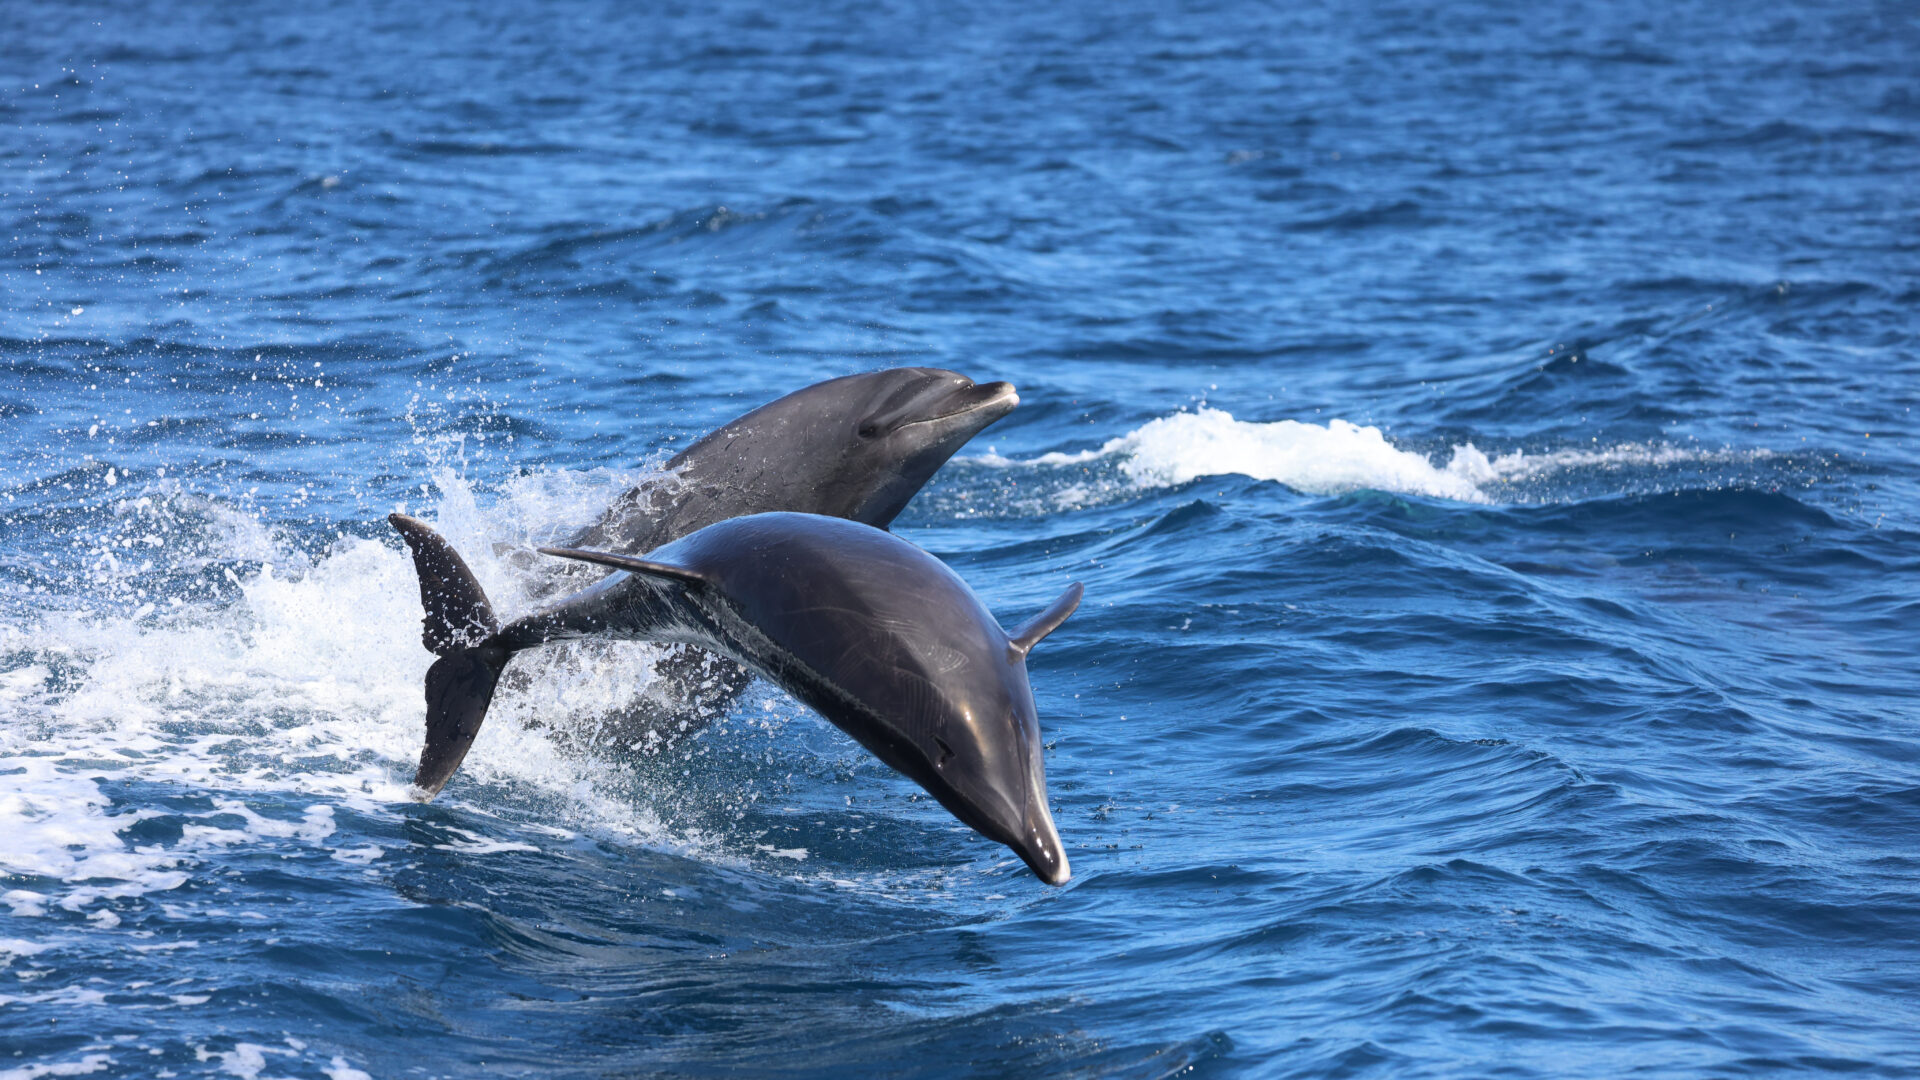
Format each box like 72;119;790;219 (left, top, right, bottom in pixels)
536;546;709;586
1008;582;1084;659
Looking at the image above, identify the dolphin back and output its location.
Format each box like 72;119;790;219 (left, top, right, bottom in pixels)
666;515;1007;691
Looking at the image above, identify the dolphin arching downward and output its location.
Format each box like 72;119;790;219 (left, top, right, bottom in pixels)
389;511;1081;885
511;368;1019;743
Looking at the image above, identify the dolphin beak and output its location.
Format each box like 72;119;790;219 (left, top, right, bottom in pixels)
962;381;1019;428
1011;793;1071;886
911;379;1019;434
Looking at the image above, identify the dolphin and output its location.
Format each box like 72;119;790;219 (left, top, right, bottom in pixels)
568;368;1019;557
512;368;1018;739
390;511;1080;885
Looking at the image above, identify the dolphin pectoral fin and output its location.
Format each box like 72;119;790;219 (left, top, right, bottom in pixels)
389;513;500;656
412;645;510;800
1007;582;1084;658
535;546;709;587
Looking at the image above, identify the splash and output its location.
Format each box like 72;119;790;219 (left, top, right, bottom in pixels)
0;463;791;926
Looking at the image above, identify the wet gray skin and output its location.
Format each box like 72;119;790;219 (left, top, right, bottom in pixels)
395;512;1080;885
568;368;1019;556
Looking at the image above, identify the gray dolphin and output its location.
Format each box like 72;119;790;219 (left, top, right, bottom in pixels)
390;511;1080;885
515;368;1018;739
570;368;1019;556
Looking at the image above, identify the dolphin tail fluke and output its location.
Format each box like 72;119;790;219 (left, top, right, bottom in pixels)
388;513;500;655
388;513;511;800
414;645;510;799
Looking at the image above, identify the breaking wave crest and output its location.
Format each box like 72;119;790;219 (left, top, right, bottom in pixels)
974;408;1771;506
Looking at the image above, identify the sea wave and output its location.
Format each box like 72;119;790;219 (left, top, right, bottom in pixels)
972;408;1773;506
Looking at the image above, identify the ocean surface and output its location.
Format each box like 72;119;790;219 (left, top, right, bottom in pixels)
4;1;1918;1076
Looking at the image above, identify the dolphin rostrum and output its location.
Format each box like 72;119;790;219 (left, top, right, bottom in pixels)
390;511;1080;885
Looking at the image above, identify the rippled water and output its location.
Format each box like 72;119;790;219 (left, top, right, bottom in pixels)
4;1;1919;1076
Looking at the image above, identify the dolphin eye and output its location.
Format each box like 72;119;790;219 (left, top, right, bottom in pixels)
857;422;880;439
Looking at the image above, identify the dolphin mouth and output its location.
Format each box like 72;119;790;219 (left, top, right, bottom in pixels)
905;380;1019;431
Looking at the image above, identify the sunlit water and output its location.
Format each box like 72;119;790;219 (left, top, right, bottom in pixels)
4;2;1918;1077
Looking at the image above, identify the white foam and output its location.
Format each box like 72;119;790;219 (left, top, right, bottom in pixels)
0;1054;115;1080
0;462;737;929
1442;440;1769;485
1122;409;1484;500
4;890;50;917
198;1043;293;1080
0;985;109;1008
0;937;54;961
432;827;541;855
978;407;1766;505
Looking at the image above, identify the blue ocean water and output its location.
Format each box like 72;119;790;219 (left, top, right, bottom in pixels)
3;0;1918;1075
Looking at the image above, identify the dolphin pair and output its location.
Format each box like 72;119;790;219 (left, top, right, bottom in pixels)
391;369;1080;884
515;367;1024;736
